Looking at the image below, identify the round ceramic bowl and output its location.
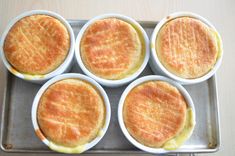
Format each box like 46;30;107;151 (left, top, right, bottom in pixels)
150;12;223;85
118;75;196;154
0;10;75;84
75;13;150;87
31;73;111;154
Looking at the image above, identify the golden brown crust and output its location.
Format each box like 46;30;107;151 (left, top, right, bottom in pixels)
4;15;70;75
80;18;143;80
37;79;105;147
156;17;218;79
123;81;187;147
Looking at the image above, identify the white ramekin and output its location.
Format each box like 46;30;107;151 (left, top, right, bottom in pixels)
118;75;196;154
75;13;150;87
31;73;111;154
0;10;75;84
150;12;223;85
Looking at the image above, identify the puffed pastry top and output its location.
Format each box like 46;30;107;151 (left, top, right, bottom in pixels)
4;15;70;75
37;79;105;147
156;17;219;79
123;81;187;147
80;18;144;80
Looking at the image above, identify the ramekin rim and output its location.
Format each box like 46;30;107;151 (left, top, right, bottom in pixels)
0;10;75;81
31;73;111;153
118;75;196;154
75;13;150;87
150;11;223;84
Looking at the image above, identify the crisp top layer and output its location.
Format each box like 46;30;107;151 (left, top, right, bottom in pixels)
37;79;105;147
156;17;218;79
80;18;144;80
123;81;187;147
4;14;70;75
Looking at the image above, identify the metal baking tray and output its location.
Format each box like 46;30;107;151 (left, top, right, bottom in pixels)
0;20;220;155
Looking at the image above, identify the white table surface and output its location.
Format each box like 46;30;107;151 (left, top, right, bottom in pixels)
0;0;234;155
